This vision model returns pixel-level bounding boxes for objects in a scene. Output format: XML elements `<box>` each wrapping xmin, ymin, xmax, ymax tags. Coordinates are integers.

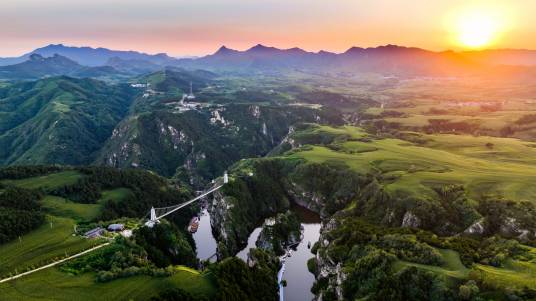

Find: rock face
<box><xmin>498</xmin><ymin>217</ymin><xmax>535</xmax><ymax>240</ymax></box>
<box><xmin>98</xmin><ymin>104</ymin><xmax>336</xmax><ymax>182</ymax></box>
<box><xmin>464</xmin><ymin>218</ymin><xmax>485</xmax><ymax>235</ymax></box>
<box><xmin>312</xmin><ymin>217</ymin><xmax>346</xmax><ymax>301</ymax></box>
<box><xmin>255</xmin><ymin>211</ymin><xmax>302</xmax><ymax>255</ymax></box>
<box><xmin>401</xmin><ymin>211</ymin><xmax>421</xmax><ymax>228</ymax></box>
<box><xmin>288</xmin><ymin>182</ymin><xmax>327</xmax><ymax>216</ymax></box>
<box><xmin>208</xmin><ymin>190</ymin><xmax>235</xmax><ymax>258</ymax></box>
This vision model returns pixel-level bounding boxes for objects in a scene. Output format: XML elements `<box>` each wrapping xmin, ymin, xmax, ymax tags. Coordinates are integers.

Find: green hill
<box><xmin>96</xmin><ymin>104</ymin><xmax>341</xmax><ymax>180</ymax></box>
<box><xmin>0</xmin><ymin>77</ymin><xmax>136</xmax><ymax>165</ymax></box>
<box><xmin>138</xmin><ymin>68</ymin><xmax>217</xmax><ymax>94</ymax></box>
<box><xmin>0</xmin><ymin>54</ymin><xmax>125</xmax><ymax>80</ymax></box>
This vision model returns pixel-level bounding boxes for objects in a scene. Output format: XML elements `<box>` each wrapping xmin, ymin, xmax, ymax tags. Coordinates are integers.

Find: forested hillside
<box><xmin>211</xmin><ymin>124</ymin><xmax>536</xmax><ymax>300</ymax></box>
<box><xmin>0</xmin><ymin>77</ymin><xmax>136</xmax><ymax>165</ymax></box>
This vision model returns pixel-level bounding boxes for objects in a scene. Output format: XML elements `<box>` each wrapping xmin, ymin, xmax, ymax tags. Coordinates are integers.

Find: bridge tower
<box><xmin>145</xmin><ymin>206</ymin><xmax>158</xmax><ymax>228</ymax></box>
<box><xmin>224</xmin><ymin>171</ymin><xmax>229</xmax><ymax>184</ymax></box>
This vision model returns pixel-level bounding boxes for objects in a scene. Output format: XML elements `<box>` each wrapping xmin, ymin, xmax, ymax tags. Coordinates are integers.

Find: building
<box><xmin>130</xmin><ymin>83</ymin><xmax>147</xmax><ymax>88</ymax></box>
<box><xmin>107</xmin><ymin>223</ymin><xmax>125</xmax><ymax>232</ymax></box>
<box><xmin>84</xmin><ymin>227</ymin><xmax>103</xmax><ymax>238</ymax></box>
<box><xmin>120</xmin><ymin>229</ymin><xmax>133</xmax><ymax>238</ymax></box>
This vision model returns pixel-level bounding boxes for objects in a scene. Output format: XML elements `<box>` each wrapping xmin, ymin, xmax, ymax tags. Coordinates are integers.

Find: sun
<box><xmin>447</xmin><ymin>5</ymin><xmax>511</xmax><ymax>50</ymax></box>
<box><xmin>456</xmin><ymin>13</ymin><xmax>498</xmax><ymax>48</ymax></box>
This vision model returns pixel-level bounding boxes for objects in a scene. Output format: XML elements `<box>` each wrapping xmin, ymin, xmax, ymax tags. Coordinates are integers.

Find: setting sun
<box><xmin>456</xmin><ymin>12</ymin><xmax>498</xmax><ymax>48</ymax></box>
<box><xmin>446</xmin><ymin>4</ymin><xmax>512</xmax><ymax>50</ymax></box>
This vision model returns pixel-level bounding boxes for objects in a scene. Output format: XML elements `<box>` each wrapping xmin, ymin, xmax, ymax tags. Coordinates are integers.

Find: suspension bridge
<box><xmin>145</xmin><ymin>171</ymin><xmax>229</xmax><ymax>227</ymax></box>
<box><xmin>0</xmin><ymin>172</ymin><xmax>231</xmax><ymax>284</ymax></box>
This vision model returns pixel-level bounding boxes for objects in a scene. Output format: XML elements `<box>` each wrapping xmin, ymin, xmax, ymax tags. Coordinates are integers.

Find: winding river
<box><xmin>192</xmin><ymin>203</ymin><xmax>321</xmax><ymax>301</ymax></box>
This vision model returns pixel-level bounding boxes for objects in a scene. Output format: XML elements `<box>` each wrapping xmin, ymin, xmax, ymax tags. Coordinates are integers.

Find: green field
<box><xmin>0</xmin><ymin>266</ymin><xmax>216</xmax><ymax>301</ymax></box>
<box><xmin>0</xmin><ymin>216</ymin><xmax>99</xmax><ymax>278</ymax></box>
<box><xmin>394</xmin><ymin>249</ymin><xmax>470</xmax><ymax>283</ymax></box>
<box><xmin>98</xmin><ymin>188</ymin><xmax>134</xmax><ymax>203</ymax></box>
<box><xmin>473</xmin><ymin>259</ymin><xmax>536</xmax><ymax>290</ymax></box>
<box><xmin>375</xmin><ymin>96</ymin><xmax>536</xmax><ymax>141</ymax></box>
<box><xmin>42</xmin><ymin>196</ymin><xmax>101</xmax><ymax>222</ymax></box>
<box><xmin>0</xmin><ymin>169</ymin><xmax>219</xmax><ymax>299</ymax></box>
<box><xmin>288</xmin><ymin>125</ymin><xmax>536</xmax><ymax>202</ymax></box>
<box><xmin>394</xmin><ymin>247</ymin><xmax>536</xmax><ymax>290</ymax></box>
<box><xmin>1</xmin><ymin>171</ymin><xmax>83</xmax><ymax>190</ymax></box>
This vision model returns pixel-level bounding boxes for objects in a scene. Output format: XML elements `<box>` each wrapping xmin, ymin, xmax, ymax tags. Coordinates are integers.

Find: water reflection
<box><xmin>283</xmin><ymin>222</ymin><xmax>320</xmax><ymax>301</ymax></box>
<box><xmin>236</xmin><ymin>227</ymin><xmax>263</xmax><ymax>261</ymax></box>
<box><xmin>193</xmin><ymin>203</ymin><xmax>322</xmax><ymax>301</ymax></box>
<box><xmin>192</xmin><ymin>208</ymin><xmax>218</xmax><ymax>262</ymax></box>
<box><xmin>235</xmin><ymin>204</ymin><xmax>322</xmax><ymax>301</ymax></box>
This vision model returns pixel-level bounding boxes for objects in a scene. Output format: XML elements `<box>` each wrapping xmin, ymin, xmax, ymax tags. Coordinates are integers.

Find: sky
<box><xmin>1</xmin><ymin>0</ymin><xmax>535</xmax><ymax>57</ymax></box>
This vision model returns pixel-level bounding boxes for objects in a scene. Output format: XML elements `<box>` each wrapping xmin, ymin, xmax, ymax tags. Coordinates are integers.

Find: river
<box><xmin>282</xmin><ymin>204</ymin><xmax>321</xmax><ymax>301</ymax></box>
<box><xmin>192</xmin><ymin>208</ymin><xmax>218</xmax><ymax>262</ymax></box>
<box><xmin>192</xmin><ymin>204</ymin><xmax>321</xmax><ymax>301</ymax></box>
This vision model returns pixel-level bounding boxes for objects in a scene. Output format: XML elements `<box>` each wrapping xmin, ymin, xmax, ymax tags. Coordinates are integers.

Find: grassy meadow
<box><xmin>2</xmin><ymin>170</ymin><xmax>83</xmax><ymax>191</ymax></box>
<box><xmin>288</xmin><ymin>125</ymin><xmax>536</xmax><ymax>202</ymax></box>
<box><xmin>394</xmin><ymin>249</ymin><xmax>470</xmax><ymax>283</ymax></box>
<box><xmin>0</xmin><ymin>215</ymin><xmax>99</xmax><ymax>278</ymax></box>
<box><xmin>0</xmin><ymin>266</ymin><xmax>216</xmax><ymax>301</ymax></box>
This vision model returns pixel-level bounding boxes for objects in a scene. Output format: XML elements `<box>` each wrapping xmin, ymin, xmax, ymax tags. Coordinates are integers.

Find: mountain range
<box><xmin>0</xmin><ymin>44</ymin><xmax>174</xmax><ymax>67</ymax></box>
<box><xmin>176</xmin><ymin>44</ymin><xmax>536</xmax><ymax>76</ymax></box>
<box><xmin>0</xmin><ymin>54</ymin><xmax>124</xmax><ymax>80</ymax></box>
<box><xmin>2</xmin><ymin>43</ymin><xmax>536</xmax><ymax>79</ymax></box>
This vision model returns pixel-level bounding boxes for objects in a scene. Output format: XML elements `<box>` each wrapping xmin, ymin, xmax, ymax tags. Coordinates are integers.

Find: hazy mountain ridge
<box><xmin>0</xmin><ymin>53</ymin><xmax>127</xmax><ymax>80</ymax></box>
<box><xmin>2</xmin><ymin>44</ymin><xmax>536</xmax><ymax>78</ymax></box>
<box><xmin>0</xmin><ymin>44</ymin><xmax>175</xmax><ymax>67</ymax></box>
<box><xmin>174</xmin><ymin>44</ymin><xmax>536</xmax><ymax>75</ymax></box>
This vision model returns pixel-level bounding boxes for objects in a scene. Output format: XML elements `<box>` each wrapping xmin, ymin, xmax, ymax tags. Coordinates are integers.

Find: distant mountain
<box><xmin>138</xmin><ymin>68</ymin><xmax>217</xmax><ymax>94</ymax></box>
<box><xmin>0</xmin><ymin>77</ymin><xmax>136</xmax><ymax>165</ymax></box>
<box><xmin>174</xmin><ymin>44</ymin><xmax>536</xmax><ymax>76</ymax></box>
<box><xmin>0</xmin><ymin>54</ymin><xmax>82</xmax><ymax>79</ymax></box>
<box><xmin>3</xmin><ymin>43</ymin><xmax>536</xmax><ymax>77</ymax></box>
<box><xmin>106</xmin><ymin>57</ymin><xmax>163</xmax><ymax>74</ymax></box>
<box><xmin>0</xmin><ymin>44</ymin><xmax>176</xmax><ymax>67</ymax></box>
<box><xmin>175</xmin><ymin>44</ymin><xmax>322</xmax><ymax>72</ymax></box>
<box><xmin>0</xmin><ymin>54</ymin><xmax>125</xmax><ymax>80</ymax></box>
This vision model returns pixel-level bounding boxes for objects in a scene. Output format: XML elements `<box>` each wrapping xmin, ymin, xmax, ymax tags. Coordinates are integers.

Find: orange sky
<box><xmin>1</xmin><ymin>0</ymin><xmax>535</xmax><ymax>57</ymax></box>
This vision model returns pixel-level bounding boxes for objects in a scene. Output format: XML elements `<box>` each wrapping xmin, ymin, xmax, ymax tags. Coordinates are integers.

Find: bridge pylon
<box><xmin>145</xmin><ymin>206</ymin><xmax>158</xmax><ymax>228</ymax></box>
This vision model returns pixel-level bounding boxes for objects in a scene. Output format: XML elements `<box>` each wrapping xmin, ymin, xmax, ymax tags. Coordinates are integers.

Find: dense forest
<box><xmin>0</xmin><ymin>186</ymin><xmax>45</xmax><ymax>243</ymax></box>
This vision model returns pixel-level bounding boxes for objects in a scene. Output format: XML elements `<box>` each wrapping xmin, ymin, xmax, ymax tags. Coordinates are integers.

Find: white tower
<box><xmin>187</xmin><ymin>81</ymin><xmax>196</xmax><ymax>100</ymax></box>
<box><xmin>145</xmin><ymin>206</ymin><xmax>158</xmax><ymax>228</ymax></box>
<box><xmin>150</xmin><ymin>206</ymin><xmax>156</xmax><ymax>221</ymax></box>
<box><xmin>223</xmin><ymin>171</ymin><xmax>229</xmax><ymax>184</ymax></box>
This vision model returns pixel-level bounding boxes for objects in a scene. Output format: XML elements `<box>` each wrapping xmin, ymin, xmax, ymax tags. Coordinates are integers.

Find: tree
<box><xmin>458</xmin><ymin>280</ymin><xmax>479</xmax><ymax>300</ymax></box>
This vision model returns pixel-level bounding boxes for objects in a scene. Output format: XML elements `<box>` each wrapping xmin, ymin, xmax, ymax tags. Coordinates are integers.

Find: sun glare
<box><xmin>457</xmin><ymin>13</ymin><xmax>497</xmax><ymax>48</ymax></box>
<box><xmin>447</xmin><ymin>4</ymin><xmax>511</xmax><ymax>50</ymax></box>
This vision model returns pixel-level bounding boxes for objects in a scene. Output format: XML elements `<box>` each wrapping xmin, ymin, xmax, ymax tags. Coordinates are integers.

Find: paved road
<box><xmin>0</xmin><ymin>242</ymin><xmax>110</xmax><ymax>284</ymax></box>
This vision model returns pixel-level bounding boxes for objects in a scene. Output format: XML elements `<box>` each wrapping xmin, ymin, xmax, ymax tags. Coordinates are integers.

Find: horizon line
<box><xmin>2</xmin><ymin>42</ymin><xmax>536</xmax><ymax>59</ymax></box>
